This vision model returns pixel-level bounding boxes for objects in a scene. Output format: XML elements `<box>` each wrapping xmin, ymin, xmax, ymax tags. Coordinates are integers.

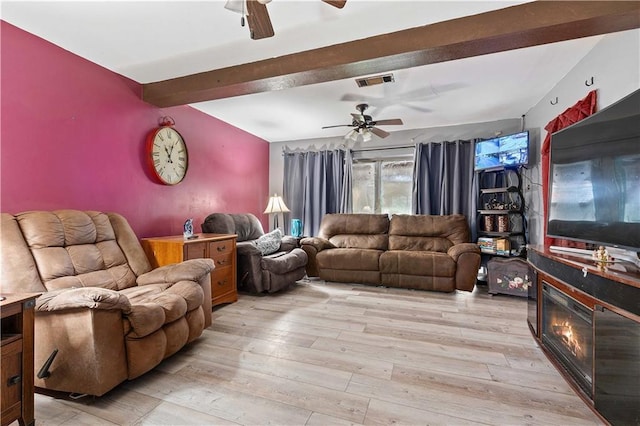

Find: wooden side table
<box><xmin>1</xmin><ymin>293</ymin><xmax>38</xmax><ymax>426</ymax></box>
<box><xmin>141</xmin><ymin>233</ymin><xmax>238</xmax><ymax>308</ymax></box>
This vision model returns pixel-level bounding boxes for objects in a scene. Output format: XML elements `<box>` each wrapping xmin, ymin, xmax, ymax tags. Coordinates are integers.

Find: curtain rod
<box><xmin>352</xmin><ymin>144</ymin><xmax>415</xmax><ymax>152</ymax></box>
<box><xmin>282</xmin><ymin>144</ymin><xmax>415</xmax><ymax>155</ymax></box>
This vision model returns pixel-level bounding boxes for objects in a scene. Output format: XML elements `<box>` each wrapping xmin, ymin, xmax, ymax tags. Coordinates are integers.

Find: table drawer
<box><xmin>211</xmin><ymin>267</ymin><xmax>234</xmax><ymax>296</ymax></box>
<box><xmin>1</xmin><ymin>339</ymin><xmax>23</xmax><ymax>414</ymax></box>
<box><xmin>212</xmin><ymin>251</ymin><xmax>233</xmax><ymax>270</ymax></box>
<box><xmin>208</xmin><ymin>240</ymin><xmax>233</xmax><ymax>256</ymax></box>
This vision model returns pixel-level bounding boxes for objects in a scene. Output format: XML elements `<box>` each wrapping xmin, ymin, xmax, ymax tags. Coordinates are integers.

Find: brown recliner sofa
<box><xmin>301</xmin><ymin>213</ymin><xmax>481</xmax><ymax>292</ymax></box>
<box><xmin>0</xmin><ymin>210</ymin><xmax>214</xmax><ymax>397</ymax></box>
<box><xmin>201</xmin><ymin>213</ymin><xmax>307</xmax><ymax>293</ymax></box>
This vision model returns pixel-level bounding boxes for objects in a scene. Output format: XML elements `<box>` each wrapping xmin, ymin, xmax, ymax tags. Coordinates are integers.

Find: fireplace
<box><xmin>528</xmin><ymin>247</ymin><xmax>640</xmax><ymax>425</ymax></box>
<box><xmin>542</xmin><ymin>282</ymin><xmax>593</xmax><ymax>397</ymax></box>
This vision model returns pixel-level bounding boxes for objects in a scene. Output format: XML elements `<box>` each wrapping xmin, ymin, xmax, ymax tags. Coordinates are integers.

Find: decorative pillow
<box><xmin>253</xmin><ymin>228</ymin><xmax>283</xmax><ymax>255</ymax></box>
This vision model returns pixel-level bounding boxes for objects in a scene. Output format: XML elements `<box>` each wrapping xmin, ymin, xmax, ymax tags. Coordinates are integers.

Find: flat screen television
<box><xmin>547</xmin><ymin>88</ymin><xmax>640</xmax><ymax>252</ymax></box>
<box><xmin>474</xmin><ymin>131</ymin><xmax>529</xmax><ymax>171</ymax></box>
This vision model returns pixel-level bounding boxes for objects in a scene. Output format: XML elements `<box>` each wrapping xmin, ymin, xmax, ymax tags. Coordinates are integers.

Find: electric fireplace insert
<box><xmin>542</xmin><ymin>282</ymin><xmax>594</xmax><ymax>397</ymax></box>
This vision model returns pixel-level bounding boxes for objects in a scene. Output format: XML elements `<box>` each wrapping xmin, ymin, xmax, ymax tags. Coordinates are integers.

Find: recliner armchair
<box><xmin>201</xmin><ymin>213</ymin><xmax>307</xmax><ymax>293</ymax></box>
<box><xmin>0</xmin><ymin>210</ymin><xmax>214</xmax><ymax>396</ymax></box>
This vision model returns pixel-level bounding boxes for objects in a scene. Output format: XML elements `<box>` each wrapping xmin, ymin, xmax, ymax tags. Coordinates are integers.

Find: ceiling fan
<box><xmin>225</xmin><ymin>0</ymin><xmax>347</xmax><ymax>40</ymax></box>
<box><xmin>322</xmin><ymin>103</ymin><xmax>404</xmax><ymax>141</ymax></box>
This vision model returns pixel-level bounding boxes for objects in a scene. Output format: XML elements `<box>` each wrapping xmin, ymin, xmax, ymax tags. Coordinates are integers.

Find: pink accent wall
<box><xmin>1</xmin><ymin>21</ymin><xmax>270</xmax><ymax>237</ymax></box>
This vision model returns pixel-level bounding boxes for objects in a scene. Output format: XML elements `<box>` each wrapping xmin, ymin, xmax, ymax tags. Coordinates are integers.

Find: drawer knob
<box><xmin>8</xmin><ymin>375</ymin><xmax>22</xmax><ymax>386</ymax></box>
<box><xmin>217</xmin><ymin>280</ymin><xmax>227</xmax><ymax>286</ymax></box>
<box><xmin>217</xmin><ymin>245</ymin><xmax>226</xmax><ymax>251</ymax></box>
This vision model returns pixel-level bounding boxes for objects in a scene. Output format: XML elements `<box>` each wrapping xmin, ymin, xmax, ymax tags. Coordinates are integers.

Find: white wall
<box><xmin>523</xmin><ymin>29</ymin><xmax>640</xmax><ymax>246</ymax></box>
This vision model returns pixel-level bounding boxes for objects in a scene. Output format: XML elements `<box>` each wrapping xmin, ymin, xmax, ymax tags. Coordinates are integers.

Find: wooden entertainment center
<box><xmin>527</xmin><ymin>246</ymin><xmax>639</xmax><ymax>425</ymax></box>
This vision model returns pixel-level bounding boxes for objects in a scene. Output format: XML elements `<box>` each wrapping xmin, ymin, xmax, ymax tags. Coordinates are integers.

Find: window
<box><xmin>352</xmin><ymin>159</ymin><xmax>414</xmax><ymax>214</ymax></box>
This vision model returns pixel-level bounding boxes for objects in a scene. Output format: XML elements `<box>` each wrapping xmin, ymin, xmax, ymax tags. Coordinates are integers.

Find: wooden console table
<box><xmin>527</xmin><ymin>246</ymin><xmax>639</xmax><ymax>425</ymax></box>
<box><xmin>141</xmin><ymin>233</ymin><xmax>238</xmax><ymax>308</ymax></box>
<box><xmin>1</xmin><ymin>293</ymin><xmax>37</xmax><ymax>426</ymax></box>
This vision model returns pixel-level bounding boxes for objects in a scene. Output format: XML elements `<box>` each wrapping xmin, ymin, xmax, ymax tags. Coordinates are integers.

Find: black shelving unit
<box><xmin>477</xmin><ymin>167</ymin><xmax>527</xmax><ymax>258</ymax></box>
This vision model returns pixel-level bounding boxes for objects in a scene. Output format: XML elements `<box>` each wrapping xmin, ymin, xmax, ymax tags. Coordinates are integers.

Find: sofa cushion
<box><xmin>16</xmin><ymin>210</ymin><xmax>138</xmax><ymax>291</ymax></box>
<box><xmin>121</xmin><ymin>282</ymin><xmax>200</xmax><ymax>338</ymax></box>
<box><xmin>388</xmin><ymin>214</ymin><xmax>470</xmax><ymax>251</ymax></box>
<box><xmin>317</xmin><ymin>248</ymin><xmax>382</xmax><ymax>271</ymax></box>
<box><xmin>202</xmin><ymin>212</ymin><xmax>264</xmax><ymax>242</ymax></box>
<box><xmin>260</xmin><ymin>248</ymin><xmax>307</xmax><ymax>274</ymax></box>
<box><xmin>319</xmin><ymin>214</ymin><xmax>390</xmax><ymax>250</ymax></box>
<box><xmin>380</xmin><ymin>250</ymin><xmax>456</xmax><ymax>277</ymax></box>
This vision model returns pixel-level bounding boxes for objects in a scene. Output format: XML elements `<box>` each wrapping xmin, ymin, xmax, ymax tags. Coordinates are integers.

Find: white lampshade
<box><xmin>361</xmin><ymin>129</ymin><xmax>372</xmax><ymax>142</ymax></box>
<box><xmin>345</xmin><ymin>129</ymin><xmax>359</xmax><ymax>141</ymax></box>
<box><xmin>264</xmin><ymin>193</ymin><xmax>290</xmax><ymax>214</ymax></box>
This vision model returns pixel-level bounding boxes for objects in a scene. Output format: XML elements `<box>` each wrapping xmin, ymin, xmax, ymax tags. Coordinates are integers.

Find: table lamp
<box><xmin>264</xmin><ymin>193</ymin><xmax>290</xmax><ymax>230</ymax></box>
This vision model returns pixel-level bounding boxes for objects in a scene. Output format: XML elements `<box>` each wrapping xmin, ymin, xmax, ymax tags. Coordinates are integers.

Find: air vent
<box><xmin>356</xmin><ymin>73</ymin><xmax>395</xmax><ymax>87</ymax></box>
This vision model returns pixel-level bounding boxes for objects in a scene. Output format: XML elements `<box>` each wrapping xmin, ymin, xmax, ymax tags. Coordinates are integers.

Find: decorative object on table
<box><xmin>497</xmin><ymin>215</ymin><xmax>509</xmax><ymax>233</ymax></box>
<box><xmin>592</xmin><ymin>246</ymin><xmax>613</xmax><ymax>268</ymax></box>
<box><xmin>291</xmin><ymin>219</ymin><xmax>303</xmax><ymax>238</ymax></box>
<box><xmin>483</xmin><ymin>215</ymin><xmax>495</xmax><ymax>232</ymax></box>
<box><xmin>263</xmin><ymin>193</ymin><xmax>290</xmax><ymax>230</ymax></box>
<box><xmin>145</xmin><ymin>116</ymin><xmax>189</xmax><ymax>185</ymax></box>
<box><xmin>183</xmin><ymin>218</ymin><xmax>196</xmax><ymax>239</ymax></box>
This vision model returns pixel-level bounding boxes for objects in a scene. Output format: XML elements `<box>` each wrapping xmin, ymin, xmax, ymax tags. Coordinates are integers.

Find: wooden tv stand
<box><xmin>527</xmin><ymin>246</ymin><xmax>639</xmax><ymax>425</ymax></box>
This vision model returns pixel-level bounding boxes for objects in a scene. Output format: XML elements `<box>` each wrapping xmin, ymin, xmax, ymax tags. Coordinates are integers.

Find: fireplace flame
<box><xmin>552</xmin><ymin>321</ymin><xmax>583</xmax><ymax>359</ymax></box>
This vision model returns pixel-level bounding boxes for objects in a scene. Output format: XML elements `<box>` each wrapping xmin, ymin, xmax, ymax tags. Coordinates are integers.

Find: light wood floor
<box><xmin>30</xmin><ymin>280</ymin><xmax>602</xmax><ymax>425</ymax></box>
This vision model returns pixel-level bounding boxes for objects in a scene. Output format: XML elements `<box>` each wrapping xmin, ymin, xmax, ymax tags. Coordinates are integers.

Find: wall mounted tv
<box><xmin>474</xmin><ymin>131</ymin><xmax>529</xmax><ymax>171</ymax></box>
<box><xmin>547</xmin><ymin>88</ymin><xmax>640</xmax><ymax>251</ymax></box>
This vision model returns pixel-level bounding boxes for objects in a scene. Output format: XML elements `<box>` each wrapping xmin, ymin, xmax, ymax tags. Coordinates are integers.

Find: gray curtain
<box><xmin>283</xmin><ymin>149</ymin><xmax>352</xmax><ymax>237</ymax></box>
<box><xmin>412</xmin><ymin>140</ymin><xmax>478</xmax><ymax>240</ymax></box>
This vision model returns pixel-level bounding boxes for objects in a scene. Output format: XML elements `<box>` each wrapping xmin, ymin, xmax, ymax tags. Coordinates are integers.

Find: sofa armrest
<box><xmin>136</xmin><ymin>258</ymin><xmax>214</xmax><ymax>286</ymax></box>
<box><xmin>300</xmin><ymin>237</ymin><xmax>335</xmax><ymax>252</ymax></box>
<box><xmin>447</xmin><ymin>243</ymin><xmax>481</xmax><ymax>292</ymax></box>
<box><xmin>447</xmin><ymin>243</ymin><xmax>481</xmax><ymax>262</ymax></box>
<box><xmin>36</xmin><ymin>287</ymin><xmax>132</xmax><ymax>313</ymax></box>
<box><xmin>299</xmin><ymin>237</ymin><xmax>335</xmax><ymax>277</ymax></box>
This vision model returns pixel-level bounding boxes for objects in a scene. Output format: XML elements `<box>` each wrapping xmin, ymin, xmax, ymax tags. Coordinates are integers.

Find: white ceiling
<box><xmin>2</xmin><ymin>1</ymin><xmax>605</xmax><ymax>142</ymax></box>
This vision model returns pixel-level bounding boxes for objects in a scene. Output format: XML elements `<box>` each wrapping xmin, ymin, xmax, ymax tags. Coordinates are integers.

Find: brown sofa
<box><xmin>0</xmin><ymin>210</ymin><xmax>214</xmax><ymax>396</ymax></box>
<box><xmin>301</xmin><ymin>213</ymin><xmax>481</xmax><ymax>292</ymax></box>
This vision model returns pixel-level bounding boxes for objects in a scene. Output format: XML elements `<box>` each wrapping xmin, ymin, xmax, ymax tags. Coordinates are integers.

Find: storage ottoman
<box><xmin>487</xmin><ymin>257</ymin><xmax>532</xmax><ymax>297</ymax></box>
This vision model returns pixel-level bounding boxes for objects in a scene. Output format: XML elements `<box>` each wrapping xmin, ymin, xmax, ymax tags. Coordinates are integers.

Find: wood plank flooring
<box><xmin>28</xmin><ymin>280</ymin><xmax>602</xmax><ymax>425</ymax></box>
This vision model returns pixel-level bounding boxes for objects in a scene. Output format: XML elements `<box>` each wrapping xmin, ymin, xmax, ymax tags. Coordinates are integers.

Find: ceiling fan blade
<box><xmin>322</xmin><ymin>0</ymin><xmax>347</xmax><ymax>9</ymax></box>
<box><xmin>246</xmin><ymin>0</ymin><xmax>274</xmax><ymax>40</ymax></box>
<box><xmin>370</xmin><ymin>127</ymin><xmax>390</xmax><ymax>138</ymax></box>
<box><xmin>322</xmin><ymin>124</ymin><xmax>354</xmax><ymax>129</ymax></box>
<box><xmin>373</xmin><ymin>119</ymin><xmax>403</xmax><ymax>126</ymax></box>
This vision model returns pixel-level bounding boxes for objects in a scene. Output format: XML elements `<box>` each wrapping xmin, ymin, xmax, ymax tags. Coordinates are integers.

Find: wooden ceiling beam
<box><xmin>143</xmin><ymin>1</ymin><xmax>640</xmax><ymax>107</ymax></box>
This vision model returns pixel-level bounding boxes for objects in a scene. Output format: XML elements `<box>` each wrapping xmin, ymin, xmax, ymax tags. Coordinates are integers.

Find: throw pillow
<box><xmin>253</xmin><ymin>228</ymin><xmax>283</xmax><ymax>255</ymax></box>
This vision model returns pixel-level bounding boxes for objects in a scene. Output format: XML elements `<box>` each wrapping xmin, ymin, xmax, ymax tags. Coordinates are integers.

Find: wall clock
<box><xmin>146</xmin><ymin>117</ymin><xmax>189</xmax><ymax>185</ymax></box>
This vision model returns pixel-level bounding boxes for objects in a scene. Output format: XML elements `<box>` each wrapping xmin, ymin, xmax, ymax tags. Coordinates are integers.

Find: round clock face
<box><xmin>146</xmin><ymin>126</ymin><xmax>189</xmax><ymax>185</ymax></box>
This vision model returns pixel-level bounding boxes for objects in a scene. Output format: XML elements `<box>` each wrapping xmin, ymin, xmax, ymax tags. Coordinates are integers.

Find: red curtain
<box><xmin>541</xmin><ymin>90</ymin><xmax>597</xmax><ymax>247</ymax></box>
